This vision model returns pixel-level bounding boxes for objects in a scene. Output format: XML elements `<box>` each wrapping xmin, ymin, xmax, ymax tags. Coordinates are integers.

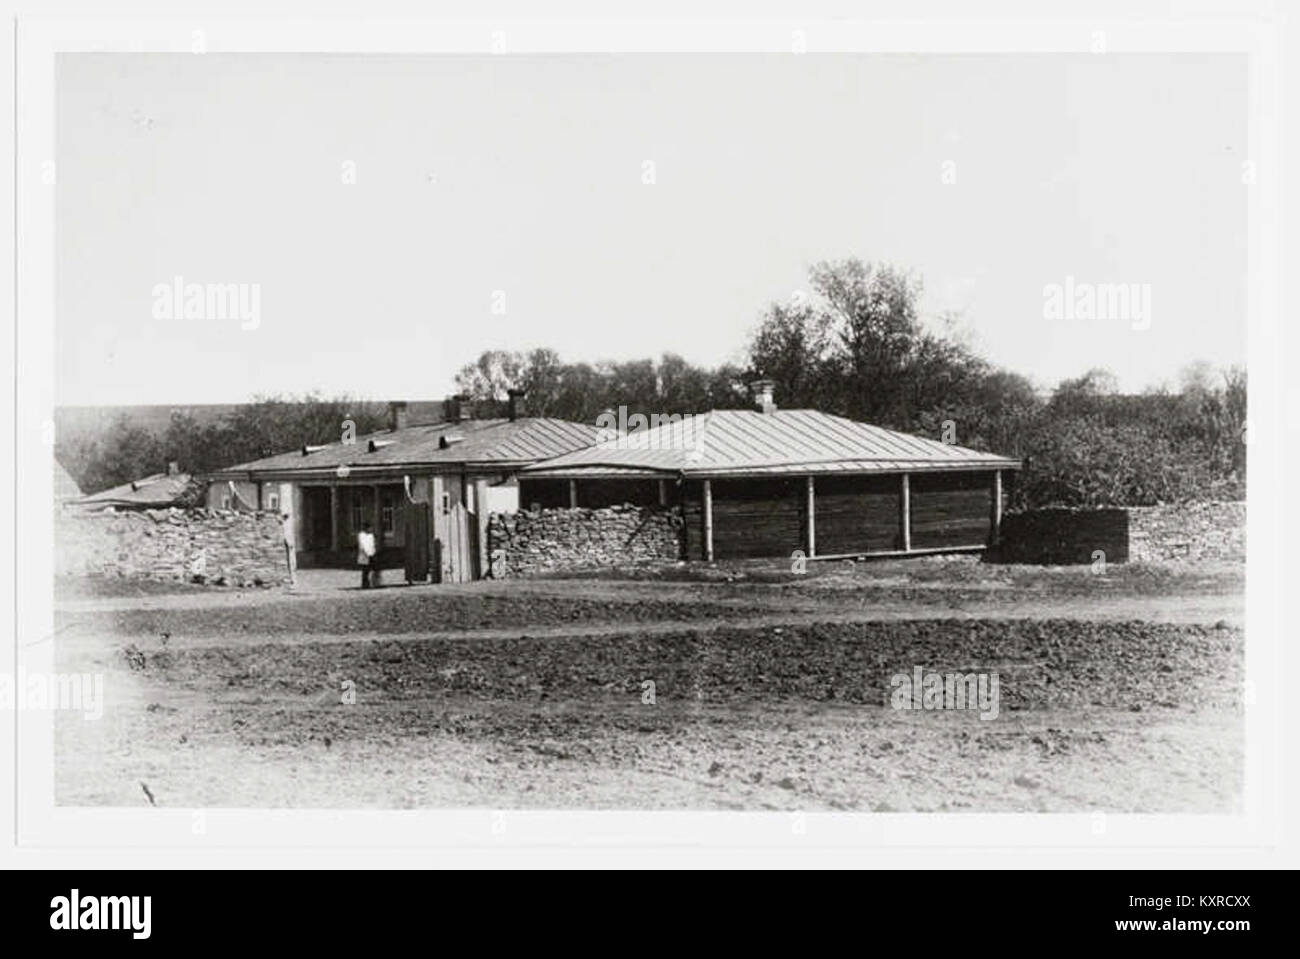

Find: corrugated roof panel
<box><xmin>519</xmin><ymin>465</ymin><xmax>671</xmax><ymax>479</ymax></box>
<box><xmin>523</xmin><ymin>409</ymin><xmax>1019</xmax><ymax>476</ymax></box>
<box><xmin>215</xmin><ymin>418</ymin><xmax>603</xmax><ymax>475</ymax></box>
<box><xmin>213</xmin><ymin>408</ymin><xmax>1017</xmax><ymax>479</ymax></box>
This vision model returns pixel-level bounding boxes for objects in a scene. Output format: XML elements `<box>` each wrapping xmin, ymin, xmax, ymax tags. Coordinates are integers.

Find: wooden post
<box><xmin>989</xmin><ymin>469</ymin><xmax>1003</xmax><ymax>547</ymax></box>
<box><xmin>373</xmin><ymin>484</ymin><xmax>382</xmax><ymax>552</ymax></box>
<box><xmin>900</xmin><ymin>473</ymin><xmax>912</xmax><ymax>553</ymax></box>
<box><xmin>657</xmin><ymin>479</ymin><xmax>667</xmax><ymax>506</ymax></box>
<box><xmin>568</xmin><ymin>479</ymin><xmax>578</xmax><ymax>508</ymax></box>
<box><xmin>702</xmin><ymin>479</ymin><xmax>714</xmax><ymax>562</ymax></box>
<box><xmin>474</xmin><ymin>478</ymin><xmax>489</xmax><ymax>580</ymax></box>
<box><xmin>805</xmin><ymin>475</ymin><xmax>816</xmax><ymax>558</ymax></box>
<box><xmin>330</xmin><ymin>484</ymin><xmax>339</xmax><ymax>552</ymax></box>
<box><xmin>431</xmin><ymin>475</ymin><xmax>445</xmax><ymax>580</ymax></box>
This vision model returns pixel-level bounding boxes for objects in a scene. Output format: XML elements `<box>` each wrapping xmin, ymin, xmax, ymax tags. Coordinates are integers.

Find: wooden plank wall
<box><xmin>909</xmin><ymin>471</ymin><xmax>992</xmax><ymax>548</ymax></box>
<box><xmin>683</xmin><ymin>478</ymin><xmax>805</xmax><ymax>560</ymax></box>
<box><xmin>813</xmin><ymin>474</ymin><xmax>905</xmax><ymax>555</ymax></box>
<box><xmin>679</xmin><ymin>471</ymin><xmax>994</xmax><ymax>559</ymax></box>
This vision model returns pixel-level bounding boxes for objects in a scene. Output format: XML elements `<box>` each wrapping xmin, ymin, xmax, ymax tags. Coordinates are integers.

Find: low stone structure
<box><xmin>995</xmin><ymin>507</ymin><xmax>1130</xmax><ymax>565</ymax></box>
<box><xmin>488</xmin><ymin>504</ymin><xmax>683</xmax><ymax>578</ymax></box>
<box><xmin>55</xmin><ymin>508</ymin><xmax>289</xmax><ymax>587</ymax></box>
<box><xmin>995</xmin><ymin>501</ymin><xmax>1244</xmax><ymax>565</ymax></box>
<box><xmin>1128</xmin><ymin>501</ymin><xmax>1246</xmax><ymax>563</ymax></box>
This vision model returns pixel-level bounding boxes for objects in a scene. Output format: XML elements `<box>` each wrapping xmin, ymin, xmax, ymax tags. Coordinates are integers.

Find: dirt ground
<box><xmin>53</xmin><ymin>556</ymin><xmax>1245</xmax><ymax>811</ymax></box>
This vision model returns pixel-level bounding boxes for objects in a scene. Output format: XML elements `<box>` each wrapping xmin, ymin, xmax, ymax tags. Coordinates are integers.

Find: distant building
<box><xmin>69</xmin><ymin>462</ymin><xmax>206</xmax><ymax>511</ymax></box>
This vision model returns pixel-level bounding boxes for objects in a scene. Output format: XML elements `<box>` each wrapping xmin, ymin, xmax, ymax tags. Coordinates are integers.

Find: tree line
<box><xmin>57</xmin><ymin>258</ymin><xmax>1246</xmax><ymax>508</ymax></box>
<box><xmin>58</xmin><ymin>397</ymin><xmax>390</xmax><ymax>497</ymax></box>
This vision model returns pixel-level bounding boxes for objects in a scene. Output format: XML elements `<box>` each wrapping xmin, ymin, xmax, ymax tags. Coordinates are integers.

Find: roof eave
<box><xmin>524</xmin><ymin>458</ymin><xmax>1021</xmax><ymax>480</ymax></box>
<box><xmin>679</xmin><ymin>460</ymin><xmax>1021</xmax><ymax>479</ymax></box>
<box><xmin>519</xmin><ymin>466</ymin><xmax>678</xmax><ymax>480</ymax></box>
<box><xmin>206</xmin><ymin>458</ymin><xmax>548</xmax><ymax>483</ymax></box>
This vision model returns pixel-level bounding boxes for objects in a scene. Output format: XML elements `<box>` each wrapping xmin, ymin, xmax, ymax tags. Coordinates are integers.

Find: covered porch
<box><xmin>293</xmin><ymin>482</ymin><xmax>410</xmax><ymax>570</ymax></box>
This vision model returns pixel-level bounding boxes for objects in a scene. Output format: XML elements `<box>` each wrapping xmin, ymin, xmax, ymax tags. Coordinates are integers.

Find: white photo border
<box><xmin>8</xmin><ymin>13</ymin><xmax>1285</xmax><ymax>866</ymax></box>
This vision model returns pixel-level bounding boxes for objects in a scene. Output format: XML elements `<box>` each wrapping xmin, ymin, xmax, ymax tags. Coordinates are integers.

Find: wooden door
<box><xmin>402</xmin><ymin>501</ymin><xmax>431</xmax><ymax>583</ymax></box>
<box><xmin>303</xmin><ymin>487</ymin><xmax>332</xmax><ymax>550</ymax></box>
<box><xmin>437</xmin><ymin>501</ymin><xmax>475</xmax><ymax>583</ymax></box>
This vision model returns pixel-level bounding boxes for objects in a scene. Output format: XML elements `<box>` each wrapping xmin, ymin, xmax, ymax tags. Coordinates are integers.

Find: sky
<box><xmin>56</xmin><ymin>52</ymin><xmax>1248</xmax><ymax>405</ymax></box>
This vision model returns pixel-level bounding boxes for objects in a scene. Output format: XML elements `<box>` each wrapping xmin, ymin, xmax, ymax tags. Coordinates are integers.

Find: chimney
<box><xmin>388</xmin><ymin>400</ymin><xmax>409</xmax><ymax>432</ymax></box>
<box><xmin>750</xmin><ymin>379</ymin><xmax>777</xmax><ymax>414</ymax></box>
<box><xmin>167</xmin><ymin>461</ymin><xmax>180</xmax><ymax>476</ymax></box>
<box><xmin>507</xmin><ymin>388</ymin><xmax>526</xmax><ymax>422</ymax></box>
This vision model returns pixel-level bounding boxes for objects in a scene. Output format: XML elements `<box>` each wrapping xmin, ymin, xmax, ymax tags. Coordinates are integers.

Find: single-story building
<box><xmin>519</xmin><ymin>382</ymin><xmax>1021</xmax><ymax>562</ymax></box>
<box><xmin>69</xmin><ymin>463</ymin><xmax>206</xmax><ymax>511</ymax></box>
<box><xmin>205</xmin><ymin>396</ymin><xmax>601</xmax><ymax>582</ymax></box>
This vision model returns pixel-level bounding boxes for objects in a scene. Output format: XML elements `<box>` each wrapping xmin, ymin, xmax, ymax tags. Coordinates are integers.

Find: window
<box><xmin>267</xmin><ymin>492</ymin><xmax>280</xmax><ymax>511</ymax></box>
<box><xmin>381</xmin><ymin>503</ymin><xmax>394</xmax><ymax>533</ymax></box>
<box><xmin>351</xmin><ymin>491</ymin><xmax>364</xmax><ymax>532</ymax></box>
<box><xmin>441</xmin><ymin>492</ymin><xmax>451</xmax><ymax>515</ymax></box>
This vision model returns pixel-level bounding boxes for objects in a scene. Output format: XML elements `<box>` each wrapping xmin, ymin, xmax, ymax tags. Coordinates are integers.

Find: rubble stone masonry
<box><xmin>996</xmin><ymin>501</ymin><xmax>1244</xmax><ymax>565</ymax></box>
<box><xmin>488</xmin><ymin>505</ymin><xmax>683</xmax><ymax>578</ymax></box>
<box><xmin>55</xmin><ymin>508</ymin><xmax>289</xmax><ymax>587</ymax></box>
<box><xmin>1126</xmin><ymin>501</ymin><xmax>1246</xmax><ymax>563</ymax></box>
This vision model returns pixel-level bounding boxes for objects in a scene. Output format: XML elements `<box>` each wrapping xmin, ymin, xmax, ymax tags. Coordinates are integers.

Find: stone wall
<box><xmin>995</xmin><ymin>501</ymin><xmax>1244</xmax><ymax>565</ymax></box>
<box><xmin>1128</xmin><ymin>501</ymin><xmax>1246</xmax><ymax>563</ymax></box>
<box><xmin>55</xmin><ymin>508</ymin><xmax>289</xmax><ymax>587</ymax></box>
<box><xmin>488</xmin><ymin>505</ymin><xmax>683</xmax><ymax>578</ymax></box>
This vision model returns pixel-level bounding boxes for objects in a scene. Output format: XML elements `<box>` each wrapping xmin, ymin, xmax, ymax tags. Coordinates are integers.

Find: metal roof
<box><xmin>520</xmin><ymin>465</ymin><xmax>669</xmax><ymax>479</ymax></box>
<box><xmin>521</xmin><ymin>409</ymin><xmax>1020</xmax><ymax>478</ymax></box>
<box><xmin>210</xmin><ymin>417</ymin><xmax>603</xmax><ymax>478</ymax></box>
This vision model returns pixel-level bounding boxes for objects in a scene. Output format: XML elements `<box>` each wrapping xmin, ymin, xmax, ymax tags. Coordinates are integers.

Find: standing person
<box><xmin>357</xmin><ymin>521</ymin><xmax>377</xmax><ymax>589</ymax></box>
<box><xmin>281</xmin><ymin>511</ymin><xmax>297</xmax><ymax>589</ymax></box>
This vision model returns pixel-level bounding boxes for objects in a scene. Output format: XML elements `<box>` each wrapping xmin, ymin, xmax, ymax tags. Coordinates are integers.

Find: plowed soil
<box><xmin>53</xmin><ymin>559</ymin><xmax>1245</xmax><ymax>811</ymax></box>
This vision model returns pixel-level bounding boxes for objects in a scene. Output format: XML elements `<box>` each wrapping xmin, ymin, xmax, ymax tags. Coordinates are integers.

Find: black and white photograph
<box><xmin>4</xmin><ymin>0</ymin><xmax>1297</xmax><ymax>922</ymax></box>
